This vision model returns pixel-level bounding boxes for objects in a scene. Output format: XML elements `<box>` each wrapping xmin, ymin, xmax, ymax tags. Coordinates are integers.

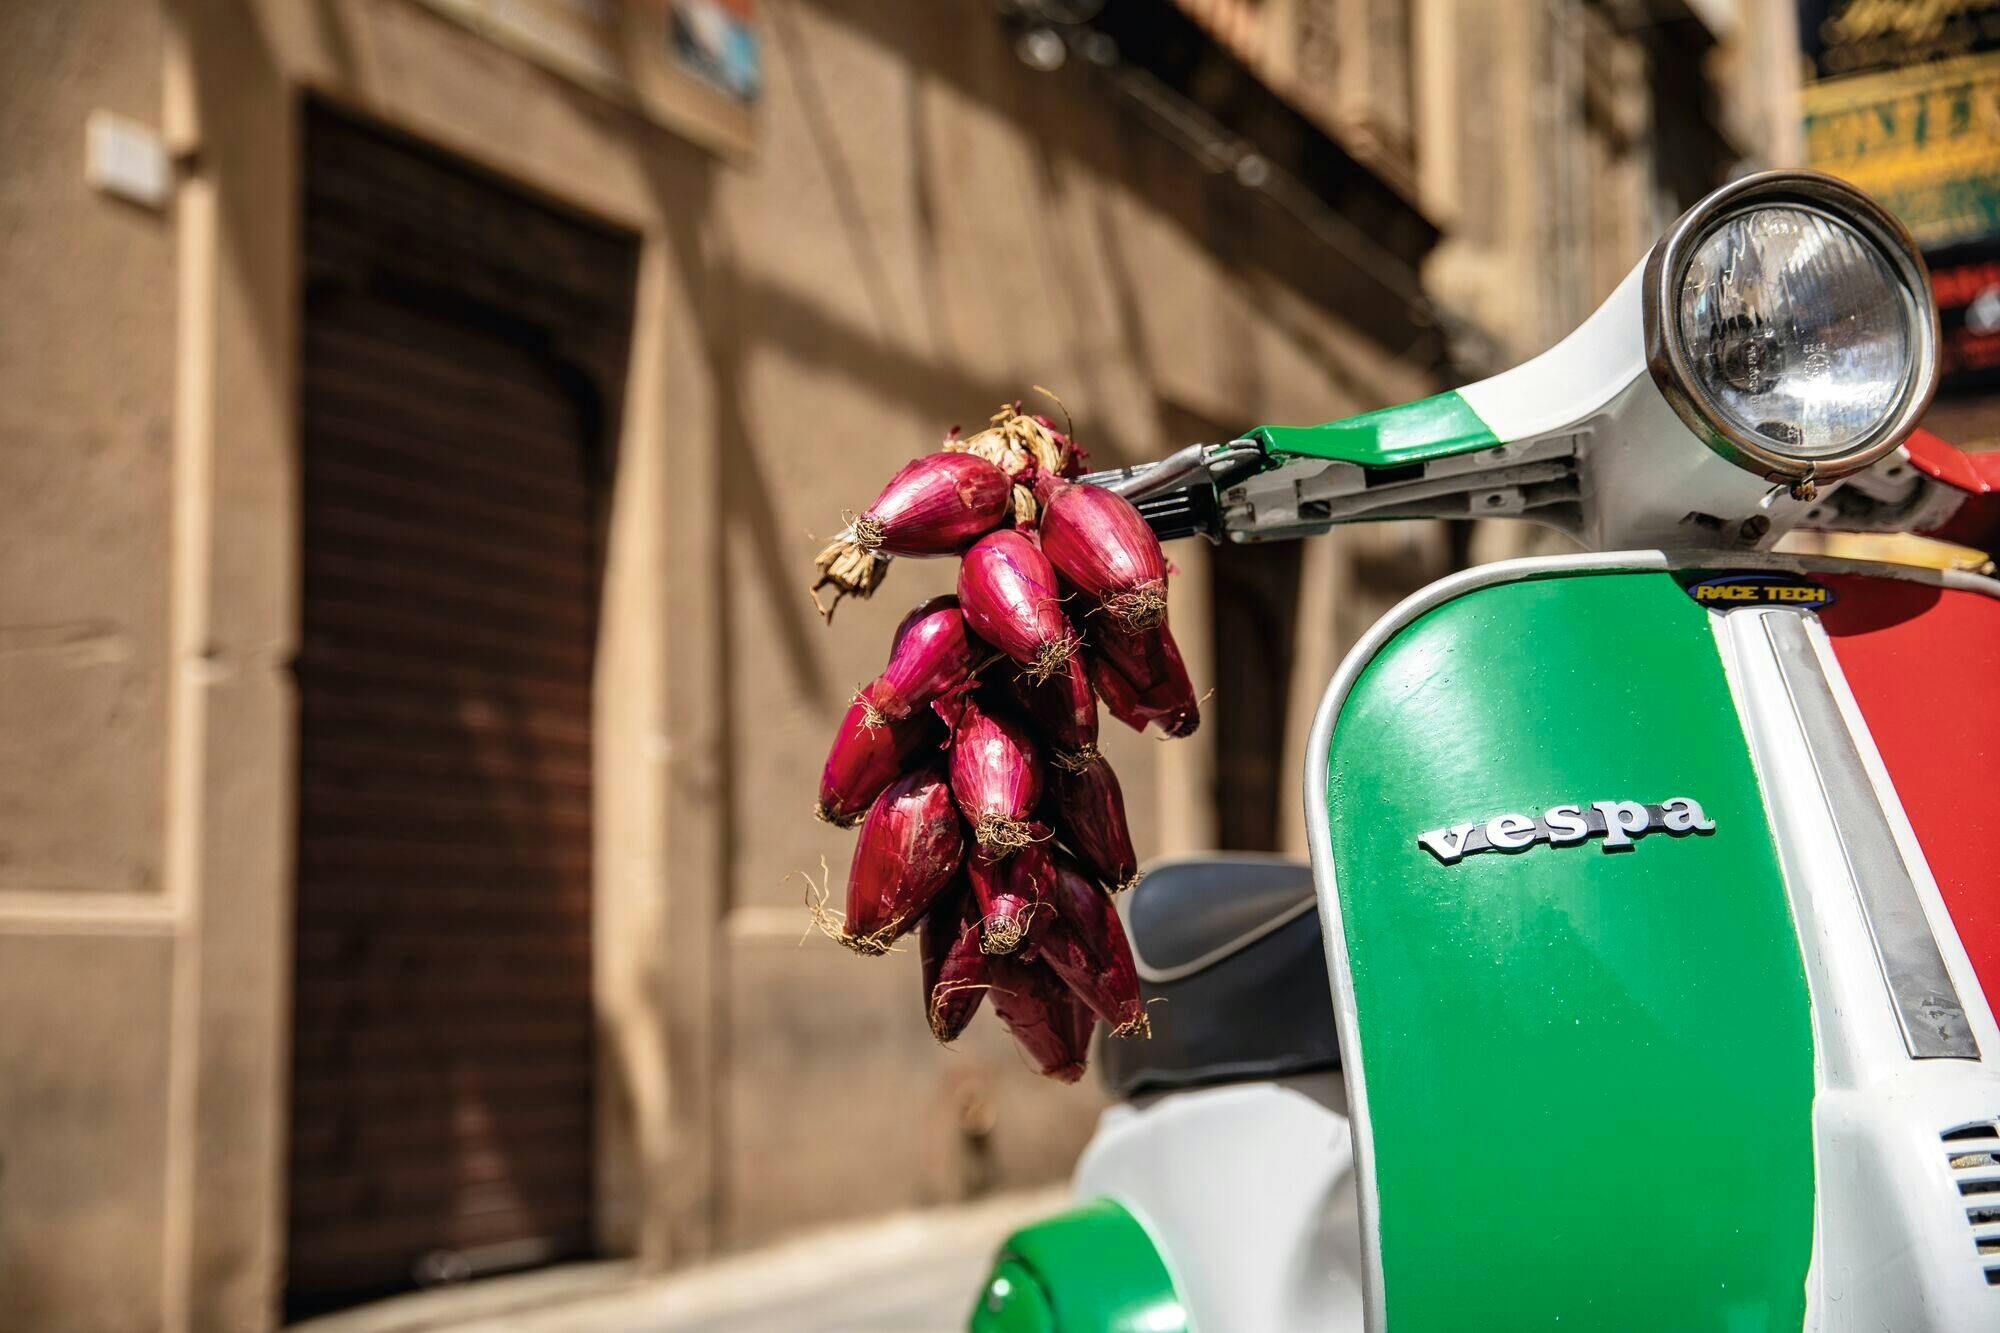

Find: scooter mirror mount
<box><xmin>1113</xmin><ymin>170</ymin><xmax>1952</xmax><ymax>555</ymax></box>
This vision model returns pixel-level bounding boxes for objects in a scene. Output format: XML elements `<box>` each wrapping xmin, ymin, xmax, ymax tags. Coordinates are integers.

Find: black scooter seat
<box><xmin>1099</xmin><ymin>854</ymin><xmax>1340</xmax><ymax>1098</ymax></box>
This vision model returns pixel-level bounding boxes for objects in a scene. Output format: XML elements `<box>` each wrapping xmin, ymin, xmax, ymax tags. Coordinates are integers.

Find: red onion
<box><xmin>985</xmin><ymin>953</ymin><xmax>1090</xmax><ymax>1083</ymax></box>
<box><xmin>947</xmin><ymin>695</ymin><xmax>1044</xmax><ymax>859</ymax></box>
<box><xmin>919</xmin><ymin>883</ymin><xmax>987</xmax><ymax>1044</ymax></box>
<box><xmin>1037</xmin><ymin>480</ymin><xmax>1169</xmax><ymax>631</ymax></box>
<box><xmin>1089</xmin><ymin>620</ymin><xmax>1199</xmax><ymax>738</ymax></box>
<box><xmin>1007</xmin><ymin>650</ymin><xmax>1098</xmax><ymax>757</ymax></box>
<box><xmin>1049</xmin><ymin>751</ymin><xmax>1137</xmax><ymax>889</ymax></box>
<box><xmin>957</xmin><ymin>530</ymin><xmax>1079</xmax><ymax>682</ymax></box>
<box><xmin>837</xmin><ymin>767</ymin><xmax>964</xmax><ymax>954</ymax></box>
<box><xmin>892</xmin><ymin>594</ymin><xmax>959</xmax><ymax>655</ymax></box>
<box><xmin>1060</xmin><ymin>983</ymin><xmax>1097</xmax><ymax>1061</ymax></box>
<box><xmin>858</xmin><ymin>452</ymin><xmax>1012</xmax><ymax>556</ymax></box>
<box><xmin>816</xmin><ymin>701</ymin><xmax>935</xmax><ymax>827</ymax></box>
<box><xmin>967</xmin><ymin>836</ymin><xmax>1054</xmax><ymax>955</ymax></box>
<box><xmin>812</xmin><ymin>453</ymin><xmax>1011</xmax><ymax>616</ymax></box>
<box><xmin>1091</xmin><ymin>616</ymin><xmax>1190</xmax><ymax>698</ymax></box>
<box><xmin>1034</xmin><ymin>855</ymin><xmax>1145</xmax><ymax>1035</ymax></box>
<box><xmin>860</xmin><ymin>597</ymin><xmax>980</xmax><ymax>725</ymax></box>
<box><xmin>1088</xmin><ymin>656</ymin><xmax>1152</xmax><ymax>736</ymax></box>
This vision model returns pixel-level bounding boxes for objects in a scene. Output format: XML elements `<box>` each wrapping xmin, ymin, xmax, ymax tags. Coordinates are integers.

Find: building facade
<box><xmin>0</xmin><ymin>1</ymin><xmax>1794</xmax><ymax>1329</ymax></box>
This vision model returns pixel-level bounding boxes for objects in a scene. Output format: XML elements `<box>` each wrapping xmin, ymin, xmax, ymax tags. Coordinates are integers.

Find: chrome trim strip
<box><xmin>1762</xmin><ymin>612</ymin><xmax>1979</xmax><ymax>1059</ymax></box>
<box><xmin>1799</xmin><ymin>613</ymin><xmax>2000</xmax><ymax>1055</ymax></box>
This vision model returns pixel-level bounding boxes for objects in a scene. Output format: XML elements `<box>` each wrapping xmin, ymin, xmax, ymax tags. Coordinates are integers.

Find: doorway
<box><xmin>286</xmin><ymin>105</ymin><xmax>637</xmax><ymax>1316</ymax></box>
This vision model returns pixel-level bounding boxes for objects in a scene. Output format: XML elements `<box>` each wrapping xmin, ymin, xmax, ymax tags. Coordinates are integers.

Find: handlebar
<box><xmin>1078</xmin><ymin>441</ymin><xmax>1264</xmax><ymax>543</ymax></box>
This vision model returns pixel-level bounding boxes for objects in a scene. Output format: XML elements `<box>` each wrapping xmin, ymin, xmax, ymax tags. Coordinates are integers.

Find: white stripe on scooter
<box><xmin>1708</xmin><ymin>581</ymin><xmax>2000</xmax><ymax>1073</ymax></box>
<box><xmin>1709</xmin><ymin>572</ymin><xmax>2000</xmax><ymax>1333</ymax></box>
<box><xmin>1456</xmin><ymin>260</ymin><xmax>1649</xmax><ymax>444</ymax></box>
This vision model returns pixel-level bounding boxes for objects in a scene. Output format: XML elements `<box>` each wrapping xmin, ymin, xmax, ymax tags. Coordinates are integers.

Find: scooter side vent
<box><xmin>1940</xmin><ymin>1118</ymin><xmax>2000</xmax><ymax>1286</ymax></box>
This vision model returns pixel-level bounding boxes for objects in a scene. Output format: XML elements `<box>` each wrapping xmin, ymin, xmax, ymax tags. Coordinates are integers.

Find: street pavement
<box><xmin>296</xmin><ymin>1187</ymin><xmax>1065</xmax><ymax>1333</ymax></box>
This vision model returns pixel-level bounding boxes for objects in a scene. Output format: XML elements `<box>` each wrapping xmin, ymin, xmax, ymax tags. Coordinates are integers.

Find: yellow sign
<box><xmin>1803</xmin><ymin>50</ymin><xmax>2000</xmax><ymax>248</ymax></box>
<box><xmin>1805</xmin><ymin>0</ymin><xmax>2000</xmax><ymax>78</ymax></box>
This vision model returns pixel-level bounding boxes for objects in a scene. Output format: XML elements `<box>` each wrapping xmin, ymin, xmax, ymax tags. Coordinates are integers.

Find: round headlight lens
<box><xmin>1676</xmin><ymin>205</ymin><xmax>1919</xmax><ymax>460</ymax></box>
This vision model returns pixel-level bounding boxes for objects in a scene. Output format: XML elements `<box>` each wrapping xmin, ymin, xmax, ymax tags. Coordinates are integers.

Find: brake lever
<box><xmin>1093</xmin><ymin>442</ymin><xmax>1262</xmax><ymax>500</ymax></box>
<box><xmin>1078</xmin><ymin>442</ymin><xmax>1263</xmax><ymax>542</ymax></box>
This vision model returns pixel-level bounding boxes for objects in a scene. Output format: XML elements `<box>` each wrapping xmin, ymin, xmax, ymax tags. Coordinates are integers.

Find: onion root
<box><xmin>1099</xmin><ymin>579</ymin><xmax>1169</xmax><ymax>631</ymax></box>
<box><xmin>1028</xmin><ymin>629</ymin><xmax>1080</xmax><ymax>684</ymax></box>
<box><xmin>928</xmin><ymin>979</ymin><xmax>996</xmax><ymax>1044</ymax></box>
<box><xmin>801</xmin><ymin>863</ymin><xmax>907</xmax><ymax>956</ymax></box>
<box><xmin>813</xmin><ymin>799</ymin><xmax>863</xmax><ymax>830</ymax></box>
<box><xmin>1050</xmin><ymin>744</ymin><xmax>1100</xmax><ymax>774</ymax></box>
<box><xmin>853</xmin><ymin>690</ymin><xmax>889</xmax><ymax>731</ymax></box>
<box><xmin>973</xmin><ymin>813</ymin><xmax>1044</xmax><ymax>856</ymax></box>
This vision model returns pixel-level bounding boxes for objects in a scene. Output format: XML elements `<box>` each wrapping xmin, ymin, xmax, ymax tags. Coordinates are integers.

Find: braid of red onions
<box><xmin>805</xmin><ymin>396</ymin><xmax>1210</xmax><ymax>1081</ymax></box>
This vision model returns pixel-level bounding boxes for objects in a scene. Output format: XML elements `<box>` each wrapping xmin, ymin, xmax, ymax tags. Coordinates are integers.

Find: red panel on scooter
<box><xmin>1820</xmin><ymin>575</ymin><xmax>2000</xmax><ymax>1011</ymax></box>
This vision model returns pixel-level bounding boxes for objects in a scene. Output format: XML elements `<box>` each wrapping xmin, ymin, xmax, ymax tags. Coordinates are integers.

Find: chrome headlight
<box><xmin>1644</xmin><ymin>171</ymin><xmax>1938</xmax><ymax>483</ymax></box>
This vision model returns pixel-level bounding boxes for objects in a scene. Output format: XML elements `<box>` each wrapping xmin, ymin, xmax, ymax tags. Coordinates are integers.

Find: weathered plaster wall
<box><xmin>1</xmin><ymin>0</ymin><xmax>1432</xmax><ymax>1328</ymax></box>
<box><xmin>0</xmin><ymin>2</ymin><xmax>174</xmax><ymax>897</ymax></box>
<box><xmin>0</xmin><ymin>4</ymin><xmax>179</xmax><ymax>1331</ymax></box>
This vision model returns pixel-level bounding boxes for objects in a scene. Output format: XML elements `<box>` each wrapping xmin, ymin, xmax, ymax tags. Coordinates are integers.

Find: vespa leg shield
<box><xmin>1312</xmin><ymin>553</ymin><xmax>2000</xmax><ymax>1333</ymax></box>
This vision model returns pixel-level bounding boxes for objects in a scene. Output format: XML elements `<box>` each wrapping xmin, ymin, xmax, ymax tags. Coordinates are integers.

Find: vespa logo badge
<box><xmin>1418</xmin><ymin>798</ymin><xmax>1716</xmax><ymax>865</ymax></box>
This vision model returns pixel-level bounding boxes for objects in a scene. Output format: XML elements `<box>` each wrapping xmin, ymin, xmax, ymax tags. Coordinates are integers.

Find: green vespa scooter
<box><xmin>972</xmin><ymin>169</ymin><xmax>2000</xmax><ymax>1332</ymax></box>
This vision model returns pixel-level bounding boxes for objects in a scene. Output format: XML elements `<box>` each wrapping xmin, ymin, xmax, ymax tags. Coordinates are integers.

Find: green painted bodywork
<box><xmin>1326</xmin><ymin>571</ymin><xmax>1815</xmax><ymax>1331</ymax></box>
<box><xmin>970</xmin><ymin>1260</ymin><xmax>1056</xmax><ymax>1333</ymax></box>
<box><xmin>1247</xmin><ymin>390</ymin><xmax>1500</xmax><ymax>467</ymax></box>
<box><xmin>968</xmin><ymin>1198</ymin><xmax>1187</xmax><ymax>1333</ymax></box>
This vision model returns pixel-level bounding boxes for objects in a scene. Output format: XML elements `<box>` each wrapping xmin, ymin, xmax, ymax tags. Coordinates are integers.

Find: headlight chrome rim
<box><xmin>1642</xmin><ymin>169</ymin><xmax>1939</xmax><ymax>484</ymax></box>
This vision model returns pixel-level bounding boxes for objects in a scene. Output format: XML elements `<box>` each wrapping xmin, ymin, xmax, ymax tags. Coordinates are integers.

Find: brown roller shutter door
<box><xmin>287</xmin><ymin>105</ymin><xmax>636</xmax><ymax>1316</ymax></box>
